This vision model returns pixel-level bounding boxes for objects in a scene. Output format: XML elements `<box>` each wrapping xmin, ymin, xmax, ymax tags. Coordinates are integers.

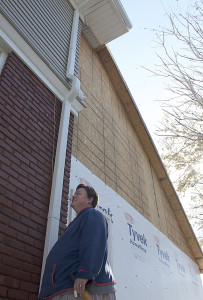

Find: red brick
<box><xmin>0</xmin><ymin>53</ymin><xmax>74</xmax><ymax>298</ymax></box>
<box><xmin>8</xmin><ymin>176</ymin><xmax>26</xmax><ymax>191</ymax></box>
<box><xmin>16</xmin><ymin>189</ymin><xmax>33</xmax><ymax>203</ymax></box>
<box><xmin>43</xmin><ymin>171</ymin><xmax>52</xmax><ymax>181</ymax></box>
<box><xmin>13</xmin><ymin>203</ymin><xmax>30</xmax><ymax>218</ymax></box>
<box><xmin>13</xmin><ymin>75</ymin><xmax>27</xmax><ymax>91</ymax></box>
<box><xmin>25</xmin><ymin>245</ymin><xmax>42</xmax><ymax>258</ymax></box>
<box><xmin>10</xmin><ymin>114</ymin><xmax>24</xmax><ymax>129</ymax></box>
<box><xmin>37</xmin><ymin>223</ymin><xmax>46</xmax><ymax>234</ymax></box>
<box><xmin>1</xmin><ymin>100</ymin><xmax>9</xmax><ymax>115</ymax></box>
<box><xmin>29</xmin><ymin>161</ymin><xmax>43</xmax><ymax>174</ymax></box>
<box><xmin>0</xmin><ymin>81</ymin><xmax>16</xmax><ymax>96</ymax></box>
<box><xmin>27</xmin><ymin>186</ymin><xmax>47</xmax><ymax>201</ymax></box>
<box><xmin>23</xmin><ymin>108</ymin><xmax>38</xmax><ymax>124</ymax></box>
<box><xmin>8</xmin><ymin>53</ymin><xmax>18</xmax><ymax>63</ymax></box>
<box><xmin>22</xmin><ymin>262</ymin><xmax>41</xmax><ymax>275</ymax></box>
<box><xmin>14</xmin><ymin>151</ymin><xmax>30</xmax><ymax>165</ymax></box>
<box><xmin>17</xmin><ymin>232</ymin><xmax>35</xmax><ymax>246</ymax></box>
<box><xmin>29</xmin><ymin>293</ymin><xmax>39</xmax><ymax>300</ymax></box>
<box><xmin>34</xmin><ymin>172</ymin><xmax>49</xmax><ymax>185</ymax></box>
<box><xmin>0</xmin><ymin>185</ymin><xmax>6</xmax><ymax>196</ymax></box>
<box><xmin>8</xmin><ymin>289</ymin><xmax>29</xmax><ymax>300</ymax></box>
<box><xmin>10</xmin><ymin>219</ymin><xmax>27</xmax><ymax>234</ymax></box>
<box><xmin>0</xmin><ymin>124</ymin><xmax>9</xmax><ymax>139</ymax></box>
<box><xmin>0</xmin><ymin>243</ymin><xmax>34</xmax><ymax>267</ymax></box>
<box><xmin>0</xmin><ymin>130</ymin><xmax>4</xmax><ymax>140</ymax></box>
<box><xmin>1</xmin><ymin>163</ymin><xmax>19</xmax><ymax>179</ymax></box>
<box><xmin>0</xmin><ymin>153</ymin><xmax>11</xmax><ymax>166</ymax></box>
<box><xmin>0</xmin><ymin>169</ymin><xmax>9</xmax><ymax>180</ymax></box>
<box><xmin>2</xmin><ymin>117</ymin><xmax>16</xmax><ymax>139</ymax></box>
<box><xmin>31</xmin><ymin>273</ymin><xmax>40</xmax><ymax>284</ymax></box>
<box><xmin>21</xmin><ymin>162</ymin><xmax>36</xmax><ymax>176</ymax></box>
<box><xmin>20</xmin><ymin>216</ymin><xmax>38</xmax><ymax>230</ymax></box>
<box><xmin>0</xmin><ymin>197</ymin><xmax>13</xmax><ymax>208</ymax></box>
<box><xmin>23</xmin><ymin>201</ymin><xmax>39</xmax><ymax>214</ymax></box>
<box><xmin>0</xmin><ymin>244</ymin><xmax>12</xmax><ymax>256</ymax></box>
<box><xmin>1</xmin><ymin>256</ymin><xmax>22</xmax><ymax>270</ymax></box>
<box><xmin>4</xmin><ymin>236</ymin><xmax>24</xmax><ymax>251</ymax></box>
<box><xmin>7</xmin><ymin>105</ymin><xmax>24</xmax><ymax>124</ymax></box>
<box><xmin>26</xmin><ymin>127</ymin><xmax>40</xmax><ymax>142</ymax></box>
<box><xmin>27</xmin><ymin>174</ymin><xmax>43</xmax><ymax>188</ymax></box>
<box><xmin>30</xmin><ymin>212</ymin><xmax>46</xmax><ymax>226</ymax></box>
<box><xmin>33</xmin><ymin>256</ymin><xmax>43</xmax><ymax>267</ymax></box>
<box><xmin>1</xmin><ymin>66</ymin><xmax>13</xmax><ymax>79</ymax></box>
<box><xmin>39</xmin><ymin>147</ymin><xmax>53</xmax><ymax>161</ymax></box>
<box><xmin>3</xmin><ymin>149</ymin><xmax>20</xmax><ymax>165</ymax></box>
<box><xmin>18</xmin><ymin>127</ymin><xmax>34</xmax><ymax>143</ymax></box>
<box><xmin>0</xmin><ymin>286</ymin><xmax>8</xmax><ymax>297</ymax></box>
<box><xmin>14</xmin><ymin>98</ymin><xmax>29</xmax><ymax>113</ymax></box>
<box><xmin>39</xmin><ymin>210</ymin><xmax>48</xmax><ymax>220</ymax></box>
<box><xmin>0</xmin><ymin>212</ymin><xmax>9</xmax><ymax>225</ymax></box>
<box><xmin>32</xmin><ymin>151</ymin><xmax>46</xmax><ymax>164</ymax></box>
<box><xmin>0</xmin><ymin>205</ymin><xmax>20</xmax><ymax>221</ymax></box>
<box><xmin>0</xmin><ymin>275</ymin><xmax>20</xmax><ymax>289</ymax></box>
<box><xmin>28</xmin><ymin>228</ymin><xmax>44</xmax><ymax>241</ymax></box>
<box><xmin>60</xmin><ymin>209</ymin><xmax>67</xmax><ymax>218</ymax></box>
<box><xmin>12</xmin><ymin>268</ymin><xmax>32</xmax><ymax>281</ymax></box>
<box><xmin>40</xmin><ymin>183</ymin><xmax>50</xmax><ymax>193</ymax></box>
<box><xmin>34</xmin><ymin>85</ymin><xmax>51</xmax><ymax>99</ymax></box>
<box><xmin>34</xmin><ymin>239</ymin><xmax>44</xmax><ymax>250</ymax></box>
<box><xmin>3</xmin><ymin>60</ymin><xmax>16</xmax><ymax>72</ymax></box>
<box><xmin>0</xmin><ymin>263</ymin><xmax>12</xmax><ymax>276</ymax></box>
<box><xmin>19</xmin><ymin>138</ymin><xmax>37</xmax><ymax>154</ymax></box>
<box><xmin>22</xmin><ymin>150</ymin><xmax>38</xmax><ymax>165</ymax></box>
<box><xmin>11</xmin><ymin>162</ymin><xmax>27</xmax><ymax>177</ymax></box>
<box><xmin>14</xmin><ymin>248</ymin><xmax>34</xmax><ymax>264</ymax></box>
<box><xmin>6</xmin><ymin>190</ymin><xmax>24</xmax><ymax>205</ymax></box>
<box><xmin>19</xmin><ymin>175</ymin><xmax>35</xmax><ymax>190</ymax></box>
<box><xmin>33</xmin><ymin>199</ymin><xmax>47</xmax><ymax>212</ymax></box>
<box><xmin>27</xmin><ymin>117</ymin><xmax>43</xmax><ymax>133</ymax></box>
<box><xmin>0</xmin><ymin>232</ymin><xmax>4</xmax><ymax>242</ymax></box>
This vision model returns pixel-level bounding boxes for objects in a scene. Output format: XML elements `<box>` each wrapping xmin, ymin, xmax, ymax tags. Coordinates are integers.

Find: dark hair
<box><xmin>76</xmin><ymin>184</ymin><xmax>99</xmax><ymax>208</ymax></box>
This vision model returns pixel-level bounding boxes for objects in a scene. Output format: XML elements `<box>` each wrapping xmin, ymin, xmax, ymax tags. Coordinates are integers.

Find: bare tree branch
<box><xmin>145</xmin><ymin>1</ymin><xmax>203</xmax><ymax>243</ymax></box>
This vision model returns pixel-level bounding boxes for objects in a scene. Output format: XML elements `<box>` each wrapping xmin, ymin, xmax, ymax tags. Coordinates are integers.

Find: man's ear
<box><xmin>88</xmin><ymin>197</ymin><xmax>93</xmax><ymax>205</ymax></box>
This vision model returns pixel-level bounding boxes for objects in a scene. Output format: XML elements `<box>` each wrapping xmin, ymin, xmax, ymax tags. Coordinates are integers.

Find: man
<box><xmin>39</xmin><ymin>184</ymin><xmax>116</xmax><ymax>300</ymax></box>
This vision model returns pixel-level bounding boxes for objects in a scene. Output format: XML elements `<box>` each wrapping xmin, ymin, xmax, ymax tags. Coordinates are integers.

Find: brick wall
<box><xmin>0</xmin><ymin>52</ymin><xmax>74</xmax><ymax>299</ymax></box>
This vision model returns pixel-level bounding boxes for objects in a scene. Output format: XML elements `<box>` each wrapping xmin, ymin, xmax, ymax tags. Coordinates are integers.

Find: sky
<box><xmin>108</xmin><ymin>0</ymin><xmax>193</xmax><ymax>146</ymax></box>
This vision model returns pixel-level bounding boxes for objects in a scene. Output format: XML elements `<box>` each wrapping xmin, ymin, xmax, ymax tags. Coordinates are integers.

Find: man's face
<box><xmin>71</xmin><ymin>188</ymin><xmax>92</xmax><ymax>214</ymax></box>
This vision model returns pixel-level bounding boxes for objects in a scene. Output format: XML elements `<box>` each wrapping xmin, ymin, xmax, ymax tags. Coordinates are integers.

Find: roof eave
<box><xmin>70</xmin><ymin>0</ymin><xmax>132</xmax><ymax>49</ymax></box>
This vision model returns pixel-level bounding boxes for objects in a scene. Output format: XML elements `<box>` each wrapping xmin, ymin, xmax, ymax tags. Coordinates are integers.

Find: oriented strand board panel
<box><xmin>72</xmin><ymin>34</ymin><xmax>202</xmax><ymax>267</ymax></box>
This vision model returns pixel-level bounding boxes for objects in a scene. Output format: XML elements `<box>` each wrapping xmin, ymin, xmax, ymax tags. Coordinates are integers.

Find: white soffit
<box><xmin>70</xmin><ymin>0</ymin><xmax>132</xmax><ymax>49</ymax></box>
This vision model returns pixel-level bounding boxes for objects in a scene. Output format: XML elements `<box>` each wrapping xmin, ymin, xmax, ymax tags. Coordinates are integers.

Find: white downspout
<box><xmin>0</xmin><ymin>50</ymin><xmax>8</xmax><ymax>74</ymax></box>
<box><xmin>40</xmin><ymin>8</ymin><xmax>82</xmax><ymax>289</ymax></box>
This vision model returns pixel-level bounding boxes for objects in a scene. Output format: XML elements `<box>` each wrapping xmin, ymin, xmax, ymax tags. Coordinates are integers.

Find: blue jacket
<box><xmin>39</xmin><ymin>208</ymin><xmax>115</xmax><ymax>299</ymax></box>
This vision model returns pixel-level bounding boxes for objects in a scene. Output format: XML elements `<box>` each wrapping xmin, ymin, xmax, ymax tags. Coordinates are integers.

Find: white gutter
<box><xmin>112</xmin><ymin>0</ymin><xmax>132</xmax><ymax>29</ymax></box>
<box><xmin>40</xmin><ymin>8</ymin><xmax>83</xmax><ymax>289</ymax></box>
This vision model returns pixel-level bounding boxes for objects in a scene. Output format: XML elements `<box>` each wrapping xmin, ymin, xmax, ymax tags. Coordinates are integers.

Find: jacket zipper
<box><xmin>52</xmin><ymin>264</ymin><xmax>56</xmax><ymax>286</ymax></box>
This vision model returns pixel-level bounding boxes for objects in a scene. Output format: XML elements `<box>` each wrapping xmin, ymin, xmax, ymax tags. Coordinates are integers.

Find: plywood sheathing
<box><xmin>96</xmin><ymin>45</ymin><xmax>203</xmax><ymax>272</ymax></box>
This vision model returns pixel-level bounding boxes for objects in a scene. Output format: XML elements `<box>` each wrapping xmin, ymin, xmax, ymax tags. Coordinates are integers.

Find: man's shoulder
<box><xmin>84</xmin><ymin>208</ymin><xmax>106</xmax><ymax>222</ymax></box>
